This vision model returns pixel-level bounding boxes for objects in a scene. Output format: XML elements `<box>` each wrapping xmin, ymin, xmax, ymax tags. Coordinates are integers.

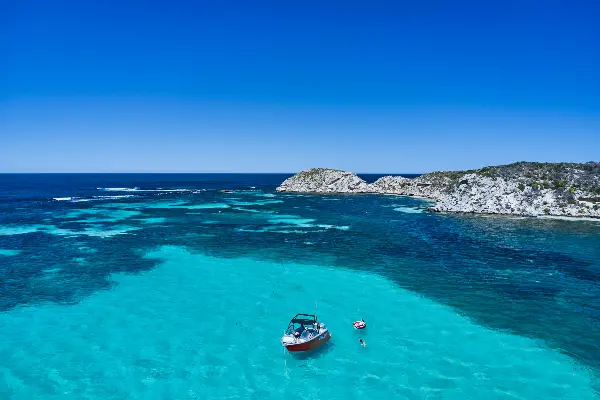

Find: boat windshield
<box><xmin>300</xmin><ymin>328</ymin><xmax>318</xmax><ymax>340</ymax></box>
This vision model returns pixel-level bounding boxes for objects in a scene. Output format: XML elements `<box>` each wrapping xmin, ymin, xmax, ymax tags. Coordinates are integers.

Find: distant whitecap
<box><xmin>97</xmin><ymin>187</ymin><xmax>192</xmax><ymax>193</ymax></box>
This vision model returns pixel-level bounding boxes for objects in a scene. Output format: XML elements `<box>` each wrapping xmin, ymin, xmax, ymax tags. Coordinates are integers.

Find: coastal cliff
<box><xmin>276</xmin><ymin>162</ymin><xmax>600</xmax><ymax>218</ymax></box>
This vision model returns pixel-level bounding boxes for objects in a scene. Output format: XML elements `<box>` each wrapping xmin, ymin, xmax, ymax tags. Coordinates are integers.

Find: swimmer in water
<box><xmin>359</xmin><ymin>339</ymin><xmax>366</xmax><ymax>347</ymax></box>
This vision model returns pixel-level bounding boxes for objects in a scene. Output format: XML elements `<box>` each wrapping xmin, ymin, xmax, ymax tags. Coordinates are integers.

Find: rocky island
<box><xmin>276</xmin><ymin>162</ymin><xmax>600</xmax><ymax>218</ymax></box>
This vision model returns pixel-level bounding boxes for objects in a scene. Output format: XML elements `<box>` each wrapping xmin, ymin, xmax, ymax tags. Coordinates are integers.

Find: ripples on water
<box><xmin>0</xmin><ymin>174</ymin><xmax>599</xmax><ymax>398</ymax></box>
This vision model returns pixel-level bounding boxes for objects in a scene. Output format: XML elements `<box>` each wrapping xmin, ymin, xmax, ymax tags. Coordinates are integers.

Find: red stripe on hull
<box><xmin>285</xmin><ymin>332</ymin><xmax>331</xmax><ymax>352</ymax></box>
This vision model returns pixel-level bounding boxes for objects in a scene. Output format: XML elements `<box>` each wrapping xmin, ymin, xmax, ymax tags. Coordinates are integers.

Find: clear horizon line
<box><xmin>0</xmin><ymin>171</ymin><xmax>425</xmax><ymax>175</ymax></box>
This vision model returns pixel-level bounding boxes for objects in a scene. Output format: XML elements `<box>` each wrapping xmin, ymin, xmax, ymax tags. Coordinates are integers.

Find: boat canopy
<box><xmin>290</xmin><ymin>314</ymin><xmax>317</xmax><ymax>326</ymax></box>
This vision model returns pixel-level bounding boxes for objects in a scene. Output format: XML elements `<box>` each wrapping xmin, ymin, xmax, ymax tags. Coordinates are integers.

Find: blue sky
<box><xmin>1</xmin><ymin>0</ymin><xmax>598</xmax><ymax>173</ymax></box>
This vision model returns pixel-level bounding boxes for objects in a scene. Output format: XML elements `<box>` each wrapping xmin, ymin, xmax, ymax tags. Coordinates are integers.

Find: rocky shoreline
<box><xmin>276</xmin><ymin>163</ymin><xmax>600</xmax><ymax>219</ymax></box>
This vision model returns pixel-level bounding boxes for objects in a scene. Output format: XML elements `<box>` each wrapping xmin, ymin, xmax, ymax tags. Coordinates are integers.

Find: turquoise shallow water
<box><xmin>1</xmin><ymin>247</ymin><xmax>596</xmax><ymax>399</ymax></box>
<box><xmin>1</xmin><ymin>174</ymin><xmax>599</xmax><ymax>399</ymax></box>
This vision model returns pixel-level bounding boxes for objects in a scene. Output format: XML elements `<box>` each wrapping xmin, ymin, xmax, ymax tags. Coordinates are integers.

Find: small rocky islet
<box><xmin>276</xmin><ymin>162</ymin><xmax>600</xmax><ymax>218</ymax></box>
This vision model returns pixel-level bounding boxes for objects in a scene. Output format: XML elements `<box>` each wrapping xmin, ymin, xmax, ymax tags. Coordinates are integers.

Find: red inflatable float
<box><xmin>353</xmin><ymin>320</ymin><xmax>366</xmax><ymax>329</ymax></box>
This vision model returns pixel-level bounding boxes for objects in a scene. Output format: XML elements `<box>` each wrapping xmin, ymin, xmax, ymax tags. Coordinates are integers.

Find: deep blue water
<box><xmin>1</xmin><ymin>174</ymin><xmax>599</xmax><ymax>399</ymax></box>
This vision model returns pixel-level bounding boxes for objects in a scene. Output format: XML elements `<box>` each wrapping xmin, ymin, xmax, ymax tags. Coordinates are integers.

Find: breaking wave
<box><xmin>53</xmin><ymin>195</ymin><xmax>136</xmax><ymax>202</ymax></box>
<box><xmin>97</xmin><ymin>187</ymin><xmax>193</xmax><ymax>193</ymax></box>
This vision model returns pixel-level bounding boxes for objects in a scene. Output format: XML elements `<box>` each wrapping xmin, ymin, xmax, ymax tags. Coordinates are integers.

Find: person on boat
<box><xmin>359</xmin><ymin>339</ymin><xmax>366</xmax><ymax>347</ymax></box>
<box><xmin>294</xmin><ymin>325</ymin><xmax>305</xmax><ymax>338</ymax></box>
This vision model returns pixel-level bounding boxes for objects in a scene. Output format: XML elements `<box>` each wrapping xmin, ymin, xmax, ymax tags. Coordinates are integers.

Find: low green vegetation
<box><xmin>419</xmin><ymin>161</ymin><xmax>600</xmax><ymax>195</ymax></box>
<box><xmin>579</xmin><ymin>197</ymin><xmax>600</xmax><ymax>203</ymax></box>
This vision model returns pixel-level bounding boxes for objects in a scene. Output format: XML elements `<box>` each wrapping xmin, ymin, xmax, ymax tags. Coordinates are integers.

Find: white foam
<box><xmin>97</xmin><ymin>187</ymin><xmax>192</xmax><ymax>193</ymax></box>
<box><xmin>92</xmin><ymin>195</ymin><xmax>136</xmax><ymax>200</ymax></box>
<box><xmin>156</xmin><ymin>188</ymin><xmax>193</xmax><ymax>192</ymax></box>
<box><xmin>97</xmin><ymin>187</ymin><xmax>134</xmax><ymax>191</ymax></box>
<box><xmin>236</xmin><ymin>227</ymin><xmax>326</xmax><ymax>234</ymax></box>
<box><xmin>54</xmin><ymin>195</ymin><xmax>136</xmax><ymax>203</ymax></box>
<box><xmin>181</xmin><ymin>203</ymin><xmax>230</xmax><ymax>210</ymax></box>
<box><xmin>228</xmin><ymin>199</ymin><xmax>284</xmax><ymax>206</ymax></box>
<box><xmin>133</xmin><ymin>200</ymin><xmax>229</xmax><ymax>210</ymax></box>
<box><xmin>316</xmin><ymin>224</ymin><xmax>350</xmax><ymax>230</ymax></box>
<box><xmin>393</xmin><ymin>207</ymin><xmax>424</xmax><ymax>214</ymax></box>
<box><xmin>271</xmin><ymin>229</ymin><xmax>325</xmax><ymax>234</ymax></box>
<box><xmin>538</xmin><ymin>215</ymin><xmax>600</xmax><ymax>223</ymax></box>
<box><xmin>231</xmin><ymin>207</ymin><xmax>263</xmax><ymax>213</ymax></box>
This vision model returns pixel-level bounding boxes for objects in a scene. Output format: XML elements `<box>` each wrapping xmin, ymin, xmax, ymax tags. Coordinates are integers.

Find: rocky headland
<box><xmin>276</xmin><ymin>163</ymin><xmax>600</xmax><ymax>218</ymax></box>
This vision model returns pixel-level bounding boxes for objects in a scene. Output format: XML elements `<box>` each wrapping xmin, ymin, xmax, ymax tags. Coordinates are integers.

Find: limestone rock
<box><xmin>276</xmin><ymin>162</ymin><xmax>600</xmax><ymax>219</ymax></box>
<box><xmin>276</xmin><ymin>168</ymin><xmax>369</xmax><ymax>193</ymax></box>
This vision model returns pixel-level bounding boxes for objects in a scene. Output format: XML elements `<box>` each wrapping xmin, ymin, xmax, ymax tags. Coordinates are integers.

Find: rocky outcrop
<box><xmin>276</xmin><ymin>163</ymin><xmax>600</xmax><ymax>219</ymax></box>
<box><xmin>429</xmin><ymin>172</ymin><xmax>600</xmax><ymax>217</ymax></box>
<box><xmin>367</xmin><ymin>173</ymin><xmax>454</xmax><ymax>199</ymax></box>
<box><xmin>276</xmin><ymin>168</ymin><xmax>369</xmax><ymax>193</ymax></box>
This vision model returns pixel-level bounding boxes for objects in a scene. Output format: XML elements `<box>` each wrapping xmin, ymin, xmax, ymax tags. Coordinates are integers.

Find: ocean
<box><xmin>0</xmin><ymin>173</ymin><xmax>599</xmax><ymax>399</ymax></box>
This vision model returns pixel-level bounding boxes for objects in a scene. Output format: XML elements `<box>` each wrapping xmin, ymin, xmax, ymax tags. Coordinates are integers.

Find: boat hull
<box><xmin>284</xmin><ymin>331</ymin><xmax>331</xmax><ymax>352</ymax></box>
